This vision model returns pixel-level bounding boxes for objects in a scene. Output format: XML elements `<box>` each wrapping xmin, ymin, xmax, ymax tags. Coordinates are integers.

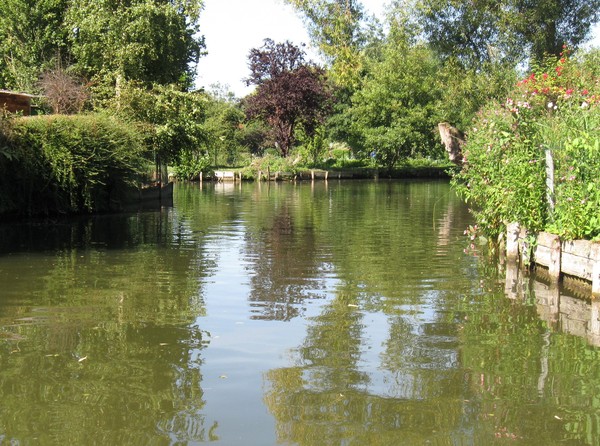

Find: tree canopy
<box><xmin>0</xmin><ymin>0</ymin><xmax>205</xmax><ymax>93</ymax></box>
<box><xmin>285</xmin><ymin>0</ymin><xmax>369</xmax><ymax>91</ymax></box>
<box><xmin>414</xmin><ymin>0</ymin><xmax>600</xmax><ymax>67</ymax></box>
<box><xmin>244</xmin><ymin>39</ymin><xmax>333</xmax><ymax>158</ymax></box>
<box><xmin>0</xmin><ymin>0</ymin><xmax>71</xmax><ymax>91</ymax></box>
<box><xmin>67</xmin><ymin>0</ymin><xmax>205</xmax><ymax>91</ymax></box>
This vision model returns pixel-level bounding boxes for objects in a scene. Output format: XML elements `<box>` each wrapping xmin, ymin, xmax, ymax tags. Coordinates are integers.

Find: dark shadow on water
<box><xmin>0</xmin><ymin>201</ymin><xmax>174</xmax><ymax>255</ymax></box>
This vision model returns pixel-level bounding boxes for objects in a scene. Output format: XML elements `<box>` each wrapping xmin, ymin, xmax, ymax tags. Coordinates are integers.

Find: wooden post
<box><xmin>506</xmin><ymin>222</ymin><xmax>521</xmax><ymax>261</ymax></box>
<box><xmin>592</xmin><ymin>243</ymin><xmax>600</xmax><ymax>298</ymax></box>
<box><xmin>545</xmin><ymin>148</ymin><xmax>555</xmax><ymax>215</ymax></box>
<box><xmin>325</xmin><ymin>171</ymin><xmax>329</xmax><ymax>181</ymax></box>
<box><xmin>267</xmin><ymin>166</ymin><xmax>270</xmax><ymax>181</ymax></box>
<box><xmin>536</xmin><ymin>232</ymin><xmax>561</xmax><ymax>282</ymax></box>
<box><xmin>199</xmin><ymin>171</ymin><xmax>203</xmax><ymax>183</ymax></box>
<box><xmin>519</xmin><ymin>226</ymin><xmax>532</xmax><ymax>267</ymax></box>
<box><xmin>311</xmin><ymin>170</ymin><xmax>315</xmax><ymax>181</ymax></box>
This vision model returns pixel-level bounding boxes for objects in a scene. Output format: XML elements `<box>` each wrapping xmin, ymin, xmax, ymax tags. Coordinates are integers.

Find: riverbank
<box><xmin>203</xmin><ymin>164</ymin><xmax>456</xmax><ymax>182</ymax></box>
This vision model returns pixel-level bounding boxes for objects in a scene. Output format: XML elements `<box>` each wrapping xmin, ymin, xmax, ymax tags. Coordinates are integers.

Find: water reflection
<box><xmin>0</xmin><ymin>207</ymin><xmax>216</xmax><ymax>444</ymax></box>
<box><xmin>2</xmin><ymin>181</ymin><xmax>600</xmax><ymax>445</ymax></box>
<box><xmin>506</xmin><ymin>261</ymin><xmax>600</xmax><ymax>347</ymax></box>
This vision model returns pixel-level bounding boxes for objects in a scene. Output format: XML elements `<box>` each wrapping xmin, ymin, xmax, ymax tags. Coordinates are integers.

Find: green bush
<box><xmin>172</xmin><ymin>150</ymin><xmax>212</xmax><ymax>180</ymax></box>
<box><xmin>241</xmin><ymin>153</ymin><xmax>299</xmax><ymax>179</ymax></box>
<box><xmin>0</xmin><ymin>113</ymin><xmax>145</xmax><ymax>216</ymax></box>
<box><xmin>545</xmin><ymin>105</ymin><xmax>600</xmax><ymax>239</ymax></box>
<box><xmin>453</xmin><ymin>49</ymin><xmax>600</xmax><ymax>241</ymax></box>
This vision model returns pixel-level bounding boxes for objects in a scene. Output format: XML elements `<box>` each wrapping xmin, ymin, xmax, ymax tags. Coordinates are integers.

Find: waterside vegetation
<box><xmin>454</xmin><ymin>50</ymin><xmax>600</xmax><ymax>242</ymax></box>
<box><xmin>0</xmin><ymin>0</ymin><xmax>599</xmax><ymax>232</ymax></box>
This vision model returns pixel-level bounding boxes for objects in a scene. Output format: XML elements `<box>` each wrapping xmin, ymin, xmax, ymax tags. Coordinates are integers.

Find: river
<box><xmin>0</xmin><ymin>180</ymin><xmax>599</xmax><ymax>445</ymax></box>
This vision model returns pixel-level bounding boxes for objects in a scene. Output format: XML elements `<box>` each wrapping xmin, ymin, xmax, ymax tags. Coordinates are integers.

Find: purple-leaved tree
<box><xmin>244</xmin><ymin>39</ymin><xmax>333</xmax><ymax>157</ymax></box>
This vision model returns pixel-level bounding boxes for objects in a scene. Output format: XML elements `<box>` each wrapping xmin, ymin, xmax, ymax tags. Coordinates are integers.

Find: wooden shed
<box><xmin>0</xmin><ymin>89</ymin><xmax>35</xmax><ymax>115</ymax></box>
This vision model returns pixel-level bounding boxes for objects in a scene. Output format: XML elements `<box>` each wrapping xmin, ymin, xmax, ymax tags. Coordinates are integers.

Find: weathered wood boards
<box><xmin>506</xmin><ymin>222</ymin><xmax>600</xmax><ymax>298</ymax></box>
<box><xmin>0</xmin><ymin>90</ymin><xmax>33</xmax><ymax>115</ymax></box>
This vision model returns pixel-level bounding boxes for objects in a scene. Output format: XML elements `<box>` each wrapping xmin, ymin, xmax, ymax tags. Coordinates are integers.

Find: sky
<box><xmin>195</xmin><ymin>0</ymin><xmax>600</xmax><ymax>97</ymax></box>
<box><xmin>195</xmin><ymin>0</ymin><xmax>387</xmax><ymax>97</ymax></box>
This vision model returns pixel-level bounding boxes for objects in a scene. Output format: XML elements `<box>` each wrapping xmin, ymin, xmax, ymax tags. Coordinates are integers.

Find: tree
<box><xmin>66</xmin><ymin>0</ymin><xmax>205</xmax><ymax>93</ymax></box>
<box><xmin>110</xmin><ymin>81</ymin><xmax>208</xmax><ymax>182</ymax></box>
<box><xmin>0</xmin><ymin>0</ymin><xmax>71</xmax><ymax>91</ymax></box>
<box><xmin>244</xmin><ymin>39</ymin><xmax>333</xmax><ymax>158</ymax></box>
<box><xmin>39</xmin><ymin>66</ymin><xmax>90</xmax><ymax>114</ymax></box>
<box><xmin>511</xmin><ymin>0</ymin><xmax>600</xmax><ymax>61</ymax></box>
<box><xmin>345</xmin><ymin>21</ymin><xmax>443</xmax><ymax>168</ymax></box>
<box><xmin>413</xmin><ymin>0</ymin><xmax>600</xmax><ymax>67</ymax></box>
<box><xmin>201</xmin><ymin>91</ymin><xmax>246</xmax><ymax>167</ymax></box>
<box><xmin>285</xmin><ymin>0</ymin><xmax>368</xmax><ymax>90</ymax></box>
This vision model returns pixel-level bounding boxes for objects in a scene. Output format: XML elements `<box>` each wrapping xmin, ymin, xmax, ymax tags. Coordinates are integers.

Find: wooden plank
<box><xmin>534</xmin><ymin>245</ymin><xmax>553</xmax><ymax>267</ymax></box>
<box><xmin>593</xmin><ymin>243</ymin><xmax>600</xmax><ymax>297</ymax></box>
<box><xmin>214</xmin><ymin>171</ymin><xmax>235</xmax><ymax>181</ymax></box>
<box><xmin>562</xmin><ymin>239</ymin><xmax>592</xmax><ymax>257</ymax></box>
<box><xmin>561</xmin><ymin>251</ymin><xmax>594</xmax><ymax>281</ymax></box>
<box><xmin>534</xmin><ymin>232</ymin><xmax>561</xmax><ymax>280</ymax></box>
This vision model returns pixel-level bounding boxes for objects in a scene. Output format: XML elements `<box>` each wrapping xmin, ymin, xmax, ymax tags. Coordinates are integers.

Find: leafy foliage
<box><xmin>0</xmin><ymin>0</ymin><xmax>71</xmax><ymax>91</ymax></box>
<box><xmin>245</xmin><ymin>39</ymin><xmax>333</xmax><ymax>157</ymax></box>
<box><xmin>0</xmin><ymin>114</ymin><xmax>145</xmax><ymax>215</ymax></box>
<box><xmin>285</xmin><ymin>0</ymin><xmax>368</xmax><ymax>90</ymax></box>
<box><xmin>109</xmin><ymin>81</ymin><xmax>207</xmax><ymax>167</ymax></box>
<box><xmin>453</xmin><ymin>50</ymin><xmax>600</xmax><ymax>240</ymax></box>
<box><xmin>414</xmin><ymin>0</ymin><xmax>600</xmax><ymax>67</ymax></box>
<box><xmin>66</xmin><ymin>0</ymin><xmax>205</xmax><ymax>91</ymax></box>
<box><xmin>344</xmin><ymin>22</ymin><xmax>444</xmax><ymax>169</ymax></box>
<box><xmin>201</xmin><ymin>90</ymin><xmax>246</xmax><ymax>167</ymax></box>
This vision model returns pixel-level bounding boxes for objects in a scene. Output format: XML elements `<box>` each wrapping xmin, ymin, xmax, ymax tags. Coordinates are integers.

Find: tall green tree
<box><xmin>413</xmin><ymin>0</ymin><xmax>600</xmax><ymax>67</ymax></box>
<box><xmin>285</xmin><ymin>0</ymin><xmax>369</xmax><ymax>91</ymax></box>
<box><xmin>511</xmin><ymin>0</ymin><xmax>600</xmax><ymax>61</ymax></box>
<box><xmin>201</xmin><ymin>89</ymin><xmax>246</xmax><ymax>167</ymax></box>
<box><xmin>345</xmin><ymin>21</ymin><xmax>443</xmax><ymax>168</ymax></box>
<box><xmin>110</xmin><ymin>81</ymin><xmax>208</xmax><ymax>178</ymax></box>
<box><xmin>0</xmin><ymin>0</ymin><xmax>71</xmax><ymax>91</ymax></box>
<box><xmin>66</xmin><ymin>0</ymin><xmax>205</xmax><ymax>93</ymax></box>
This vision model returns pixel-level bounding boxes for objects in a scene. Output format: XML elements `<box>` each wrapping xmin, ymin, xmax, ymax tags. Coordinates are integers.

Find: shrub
<box><xmin>0</xmin><ymin>113</ymin><xmax>145</xmax><ymax>216</ymax></box>
<box><xmin>453</xmin><ymin>48</ymin><xmax>600</xmax><ymax>241</ymax></box>
<box><xmin>172</xmin><ymin>150</ymin><xmax>212</xmax><ymax>180</ymax></box>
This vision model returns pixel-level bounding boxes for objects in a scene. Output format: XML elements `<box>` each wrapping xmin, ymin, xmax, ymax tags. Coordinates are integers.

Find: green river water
<box><xmin>0</xmin><ymin>180</ymin><xmax>599</xmax><ymax>445</ymax></box>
